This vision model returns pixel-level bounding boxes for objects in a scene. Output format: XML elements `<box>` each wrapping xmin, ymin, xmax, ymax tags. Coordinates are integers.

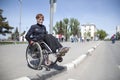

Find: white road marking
<box><xmin>68</xmin><ymin>78</ymin><xmax>76</xmax><ymax>80</ymax></box>
<box><xmin>14</xmin><ymin>77</ymin><xmax>30</xmax><ymax>80</ymax></box>
<box><xmin>88</xmin><ymin>48</ymin><xmax>94</xmax><ymax>53</ymax></box>
<box><xmin>63</xmin><ymin>54</ymin><xmax>87</xmax><ymax>70</ymax></box>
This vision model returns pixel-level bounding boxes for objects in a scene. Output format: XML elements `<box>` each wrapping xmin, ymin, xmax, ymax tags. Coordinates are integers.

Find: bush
<box><xmin>0</xmin><ymin>41</ymin><xmax>27</xmax><ymax>45</ymax></box>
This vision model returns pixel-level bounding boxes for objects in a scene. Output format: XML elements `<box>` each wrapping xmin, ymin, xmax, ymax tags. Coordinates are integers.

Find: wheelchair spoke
<box><xmin>26</xmin><ymin>42</ymin><xmax>58</xmax><ymax>70</ymax></box>
<box><xmin>26</xmin><ymin>42</ymin><xmax>43</xmax><ymax>70</ymax></box>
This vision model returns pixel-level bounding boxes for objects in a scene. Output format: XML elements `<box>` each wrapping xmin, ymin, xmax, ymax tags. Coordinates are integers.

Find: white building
<box><xmin>81</xmin><ymin>24</ymin><xmax>97</xmax><ymax>40</ymax></box>
<box><xmin>116</xmin><ymin>25</ymin><xmax>120</xmax><ymax>33</ymax></box>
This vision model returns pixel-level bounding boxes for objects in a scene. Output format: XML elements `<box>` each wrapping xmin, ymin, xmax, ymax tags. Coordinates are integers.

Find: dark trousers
<box><xmin>43</xmin><ymin>34</ymin><xmax>62</xmax><ymax>53</ymax></box>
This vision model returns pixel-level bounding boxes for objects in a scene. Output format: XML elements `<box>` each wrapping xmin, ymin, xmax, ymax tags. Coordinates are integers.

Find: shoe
<box><xmin>58</xmin><ymin>47</ymin><xmax>69</xmax><ymax>56</ymax></box>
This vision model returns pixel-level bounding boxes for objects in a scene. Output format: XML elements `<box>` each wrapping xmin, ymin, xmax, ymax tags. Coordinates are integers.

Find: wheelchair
<box><xmin>26</xmin><ymin>41</ymin><xmax>63</xmax><ymax>71</ymax></box>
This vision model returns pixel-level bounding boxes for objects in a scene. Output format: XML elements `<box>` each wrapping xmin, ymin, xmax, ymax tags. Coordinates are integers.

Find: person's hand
<box><xmin>30</xmin><ymin>40</ymin><xmax>34</xmax><ymax>45</ymax></box>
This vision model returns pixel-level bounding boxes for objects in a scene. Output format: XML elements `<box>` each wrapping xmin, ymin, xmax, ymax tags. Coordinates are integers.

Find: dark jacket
<box><xmin>25</xmin><ymin>23</ymin><xmax>47</xmax><ymax>42</ymax></box>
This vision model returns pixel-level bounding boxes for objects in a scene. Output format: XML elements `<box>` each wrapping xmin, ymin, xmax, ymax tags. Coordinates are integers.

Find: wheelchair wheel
<box><xmin>40</xmin><ymin>42</ymin><xmax>58</xmax><ymax>66</ymax></box>
<box><xmin>26</xmin><ymin>42</ymin><xmax>43</xmax><ymax>70</ymax></box>
<box><xmin>48</xmin><ymin>53</ymin><xmax>58</xmax><ymax>66</ymax></box>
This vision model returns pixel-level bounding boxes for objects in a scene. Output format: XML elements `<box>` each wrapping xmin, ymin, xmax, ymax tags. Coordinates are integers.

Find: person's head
<box><xmin>36</xmin><ymin>13</ymin><xmax>44</xmax><ymax>25</ymax></box>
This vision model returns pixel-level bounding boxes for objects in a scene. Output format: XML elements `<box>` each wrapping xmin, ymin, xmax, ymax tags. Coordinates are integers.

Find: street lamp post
<box><xmin>18</xmin><ymin>0</ymin><xmax>22</xmax><ymax>41</ymax></box>
<box><xmin>49</xmin><ymin>0</ymin><xmax>56</xmax><ymax>34</ymax></box>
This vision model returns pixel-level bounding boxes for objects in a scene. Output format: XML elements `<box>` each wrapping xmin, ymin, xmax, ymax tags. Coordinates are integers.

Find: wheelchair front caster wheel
<box><xmin>38</xmin><ymin>66</ymin><xmax>43</xmax><ymax>70</ymax></box>
<box><xmin>57</xmin><ymin>57</ymin><xmax>63</xmax><ymax>62</ymax></box>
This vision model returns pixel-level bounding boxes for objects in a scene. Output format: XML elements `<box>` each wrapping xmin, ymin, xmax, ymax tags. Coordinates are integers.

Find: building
<box><xmin>81</xmin><ymin>24</ymin><xmax>97</xmax><ymax>41</ymax></box>
<box><xmin>116</xmin><ymin>25</ymin><xmax>120</xmax><ymax>40</ymax></box>
<box><xmin>116</xmin><ymin>25</ymin><xmax>120</xmax><ymax>33</ymax></box>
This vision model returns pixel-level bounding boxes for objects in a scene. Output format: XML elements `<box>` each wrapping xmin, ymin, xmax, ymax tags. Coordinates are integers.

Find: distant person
<box><xmin>25</xmin><ymin>13</ymin><xmax>69</xmax><ymax>56</ymax></box>
<box><xmin>22</xmin><ymin>36</ymin><xmax>24</xmax><ymax>42</ymax></box>
<box><xmin>111</xmin><ymin>34</ymin><xmax>116</xmax><ymax>43</ymax></box>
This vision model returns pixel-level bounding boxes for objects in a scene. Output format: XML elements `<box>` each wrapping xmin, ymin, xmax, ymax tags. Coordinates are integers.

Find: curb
<box><xmin>14</xmin><ymin>77</ymin><xmax>30</xmax><ymax>80</ymax></box>
<box><xmin>14</xmin><ymin>67</ymin><xmax>66</xmax><ymax>80</ymax></box>
<box><xmin>14</xmin><ymin>43</ymin><xmax>100</xmax><ymax>80</ymax></box>
<box><xmin>63</xmin><ymin>43</ymin><xmax>100</xmax><ymax>70</ymax></box>
<box><xmin>63</xmin><ymin>54</ymin><xmax>87</xmax><ymax>70</ymax></box>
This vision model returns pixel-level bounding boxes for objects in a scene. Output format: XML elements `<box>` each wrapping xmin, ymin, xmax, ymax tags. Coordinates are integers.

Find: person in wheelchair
<box><xmin>25</xmin><ymin>13</ymin><xmax>69</xmax><ymax>59</ymax></box>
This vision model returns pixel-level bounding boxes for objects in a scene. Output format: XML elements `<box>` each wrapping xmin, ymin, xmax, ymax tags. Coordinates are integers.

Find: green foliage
<box><xmin>63</xmin><ymin>18</ymin><xmax>69</xmax><ymax>41</ymax></box>
<box><xmin>97</xmin><ymin>29</ymin><xmax>108</xmax><ymax>40</ymax></box>
<box><xmin>0</xmin><ymin>41</ymin><xmax>27</xmax><ymax>45</ymax></box>
<box><xmin>53</xmin><ymin>21</ymin><xmax>64</xmax><ymax>34</ymax></box>
<box><xmin>11</xmin><ymin>27</ymin><xmax>19</xmax><ymax>40</ymax></box>
<box><xmin>69</xmin><ymin>18</ymin><xmax>80</xmax><ymax>36</ymax></box>
<box><xmin>53</xmin><ymin>18</ymin><xmax>80</xmax><ymax>41</ymax></box>
<box><xmin>0</xmin><ymin>9</ymin><xmax>14</xmax><ymax>36</ymax></box>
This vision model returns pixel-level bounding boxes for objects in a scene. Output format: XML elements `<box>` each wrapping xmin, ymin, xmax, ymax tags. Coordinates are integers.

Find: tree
<box><xmin>53</xmin><ymin>18</ymin><xmax>80</xmax><ymax>41</ymax></box>
<box><xmin>0</xmin><ymin>9</ymin><xmax>14</xmax><ymax>36</ymax></box>
<box><xmin>53</xmin><ymin>21</ymin><xmax>64</xmax><ymax>34</ymax></box>
<box><xmin>53</xmin><ymin>19</ymin><xmax>69</xmax><ymax>41</ymax></box>
<box><xmin>97</xmin><ymin>29</ymin><xmax>108</xmax><ymax>40</ymax></box>
<box><xmin>11</xmin><ymin>27</ymin><xmax>19</xmax><ymax>41</ymax></box>
<box><xmin>69</xmin><ymin>18</ymin><xmax>80</xmax><ymax>37</ymax></box>
<box><xmin>63</xmin><ymin>18</ymin><xmax>69</xmax><ymax>41</ymax></box>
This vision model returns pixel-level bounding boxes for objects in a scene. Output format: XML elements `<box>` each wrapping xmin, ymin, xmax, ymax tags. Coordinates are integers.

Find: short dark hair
<box><xmin>36</xmin><ymin>13</ymin><xmax>44</xmax><ymax>20</ymax></box>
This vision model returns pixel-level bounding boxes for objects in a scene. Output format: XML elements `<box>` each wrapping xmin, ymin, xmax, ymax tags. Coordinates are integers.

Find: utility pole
<box><xmin>49</xmin><ymin>0</ymin><xmax>56</xmax><ymax>34</ymax></box>
<box><xmin>18</xmin><ymin>0</ymin><xmax>22</xmax><ymax>41</ymax></box>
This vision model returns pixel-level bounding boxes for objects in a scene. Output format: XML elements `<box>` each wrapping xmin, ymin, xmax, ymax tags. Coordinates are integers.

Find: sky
<box><xmin>0</xmin><ymin>0</ymin><xmax>120</xmax><ymax>39</ymax></box>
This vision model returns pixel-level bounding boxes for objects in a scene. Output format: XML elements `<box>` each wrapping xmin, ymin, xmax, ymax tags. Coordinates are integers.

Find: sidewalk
<box><xmin>15</xmin><ymin>41</ymin><xmax>102</xmax><ymax>80</ymax></box>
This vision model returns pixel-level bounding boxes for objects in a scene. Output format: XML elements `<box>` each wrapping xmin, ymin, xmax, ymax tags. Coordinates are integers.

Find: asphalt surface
<box><xmin>48</xmin><ymin>41</ymin><xmax>120</xmax><ymax>80</ymax></box>
<box><xmin>0</xmin><ymin>41</ymin><xmax>101</xmax><ymax>80</ymax></box>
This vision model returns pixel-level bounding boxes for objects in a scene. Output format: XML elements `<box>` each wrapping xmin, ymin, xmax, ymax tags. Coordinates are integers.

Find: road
<box><xmin>0</xmin><ymin>41</ymin><xmax>100</xmax><ymax>80</ymax></box>
<box><xmin>48</xmin><ymin>41</ymin><xmax>120</xmax><ymax>80</ymax></box>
